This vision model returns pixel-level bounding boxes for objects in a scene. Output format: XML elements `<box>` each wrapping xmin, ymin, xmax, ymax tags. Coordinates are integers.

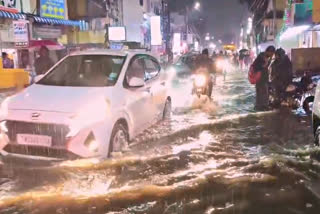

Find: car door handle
<box><xmin>161</xmin><ymin>82</ymin><xmax>166</xmax><ymax>86</ymax></box>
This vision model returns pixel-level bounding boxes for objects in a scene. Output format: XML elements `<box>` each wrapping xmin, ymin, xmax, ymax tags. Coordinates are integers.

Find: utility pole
<box><xmin>20</xmin><ymin>0</ymin><xmax>23</xmax><ymax>13</ymax></box>
<box><xmin>273</xmin><ymin>0</ymin><xmax>277</xmax><ymax>40</ymax></box>
<box><xmin>162</xmin><ymin>0</ymin><xmax>170</xmax><ymax>58</ymax></box>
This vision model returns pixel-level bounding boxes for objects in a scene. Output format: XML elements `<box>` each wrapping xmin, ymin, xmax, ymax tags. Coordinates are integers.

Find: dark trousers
<box><xmin>256</xmin><ymin>82</ymin><xmax>269</xmax><ymax>110</ymax></box>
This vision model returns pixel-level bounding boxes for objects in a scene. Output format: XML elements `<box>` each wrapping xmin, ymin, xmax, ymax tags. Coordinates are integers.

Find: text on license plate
<box><xmin>17</xmin><ymin>134</ymin><xmax>52</xmax><ymax>147</ymax></box>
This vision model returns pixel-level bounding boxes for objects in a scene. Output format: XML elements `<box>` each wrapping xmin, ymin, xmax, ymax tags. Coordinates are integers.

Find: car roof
<box><xmin>69</xmin><ymin>49</ymin><xmax>153</xmax><ymax>58</ymax></box>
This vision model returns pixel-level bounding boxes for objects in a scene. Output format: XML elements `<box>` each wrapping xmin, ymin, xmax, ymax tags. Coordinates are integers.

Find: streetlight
<box><xmin>209</xmin><ymin>42</ymin><xmax>216</xmax><ymax>49</ymax></box>
<box><xmin>194</xmin><ymin>2</ymin><xmax>200</xmax><ymax>10</ymax></box>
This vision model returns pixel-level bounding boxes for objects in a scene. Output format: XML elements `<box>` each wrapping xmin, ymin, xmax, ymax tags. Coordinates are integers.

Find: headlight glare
<box><xmin>195</xmin><ymin>75</ymin><xmax>207</xmax><ymax>87</ymax></box>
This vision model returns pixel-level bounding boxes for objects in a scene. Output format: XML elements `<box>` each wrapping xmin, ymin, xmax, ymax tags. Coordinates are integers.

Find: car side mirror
<box><xmin>34</xmin><ymin>74</ymin><xmax>45</xmax><ymax>82</ymax></box>
<box><xmin>128</xmin><ymin>77</ymin><xmax>145</xmax><ymax>87</ymax></box>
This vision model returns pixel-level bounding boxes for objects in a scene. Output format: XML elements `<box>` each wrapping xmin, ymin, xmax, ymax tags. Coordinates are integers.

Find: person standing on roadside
<box><xmin>252</xmin><ymin>53</ymin><xmax>269</xmax><ymax>111</ymax></box>
<box><xmin>265</xmin><ymin>46</ymin><xmax>276</xmax><ymax>63</ymax></box>
<box><xmin>2</xmin><ymin>52</ymin><xmax>13</xmax><ymax>68</ymax></box>
<box><xmin>34</xmin><ymin>46</ymin><xmax>54</xmax><ymax>75</ymax></box>
<box><xmin>271</xmin><ymin>48</ymin><xmax>293</xmax><ymax>107</ymax></box>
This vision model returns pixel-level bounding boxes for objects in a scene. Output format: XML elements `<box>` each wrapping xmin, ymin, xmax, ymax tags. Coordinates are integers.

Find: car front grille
<box><xmin>6</xmin><ymin>120</ymin><xmax>70</xmax><ymax>147</ymax></box>
<box><xmin>3</xmin><ymin>144</ymin><xmax>79</xmax><ymax>159</ymax></box>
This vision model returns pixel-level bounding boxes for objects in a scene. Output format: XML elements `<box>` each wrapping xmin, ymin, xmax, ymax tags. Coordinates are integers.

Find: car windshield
<box><xmin>37</xmin><ymin>55</ymin><xmax>125</xmax><ymax>87</ymax></box>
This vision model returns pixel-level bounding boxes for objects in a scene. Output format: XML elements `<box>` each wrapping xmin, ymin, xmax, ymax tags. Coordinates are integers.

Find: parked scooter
<box><xmin>269</xmin><ymin>75</ymin><xmax>317</xmax><ymax>114</ymax></box>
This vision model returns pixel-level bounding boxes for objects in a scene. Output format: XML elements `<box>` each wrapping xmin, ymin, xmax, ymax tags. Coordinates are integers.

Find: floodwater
<box><xmin>0</xmin><ymin>71</ymin><xmax>320</xmax><ymax>214</ymax></box>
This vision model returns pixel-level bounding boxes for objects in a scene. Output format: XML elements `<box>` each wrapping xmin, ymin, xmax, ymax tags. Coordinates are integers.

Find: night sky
<box><xmin>201</xmin><ymin>0</ymin><xmax>248</xmax><ymax>43</ymax></box>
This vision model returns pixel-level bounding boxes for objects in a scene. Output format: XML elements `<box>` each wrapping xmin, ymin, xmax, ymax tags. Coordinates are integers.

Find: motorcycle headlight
<box><xmin>194</xmin><ymin>75</ymin><xmax>207</xmax><ymax>87</ymax></box>
<box><xmin>216</xmin><ymin>60</ymin><xmax>228</xmax><ymax>69</ymax></box>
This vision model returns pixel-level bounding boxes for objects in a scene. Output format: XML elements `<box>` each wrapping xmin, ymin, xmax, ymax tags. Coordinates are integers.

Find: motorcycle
<box><xmin>192</xmin><ymin>70</ymin><xmax>213</xmax><ymax>98</ymax></box>
<box><xmin>270</xmin><ymin>76</ymin><xmax>316</xmax><ymax>114</ymax></box>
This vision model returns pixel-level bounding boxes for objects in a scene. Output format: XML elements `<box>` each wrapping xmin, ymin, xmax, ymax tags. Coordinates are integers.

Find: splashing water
<box><xmin>0</xmin><ymin>71</ymin><xmax>319</xmax><ymax>214</ymax></box>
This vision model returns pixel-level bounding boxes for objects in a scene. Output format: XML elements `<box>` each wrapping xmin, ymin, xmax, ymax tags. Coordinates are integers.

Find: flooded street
<box><xmin>1</xmin><ymin>71</ymin><xmax>320</xmax><ymax>214</ymax></box>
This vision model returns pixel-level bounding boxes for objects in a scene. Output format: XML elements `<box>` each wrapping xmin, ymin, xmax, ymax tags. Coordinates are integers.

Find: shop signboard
<box><xmin>314</xmin><ymin>0</ymin><xmax>320</xmax><ymax>23</ymax></box>
<box><xmin>294</xmin><ymin>0</ymin><xmax>312</xmax><ymax>25</ymax></box>
<box><xmin>150</xmin><ymin>16</ymin><xmax>162</xmax><ymax>46</ymax></box>
<box><xmin>40</xmin><ymin>0</ymin><xmax>66</xmax><ymax>20</ymax></box>
<box><xmin>108</xmin><ymin>27</ymin><xmax>126</xmax><ymax>41</ymax></box>
<box><xmin>187</xmin><ymin>34</ymin><xmax>193</xmax><ymax>44</ymax></box>
<box><xmin>13</xmin><ymin>20</ymin><xmax>29</xmax><ymax>48</ymax></box>
<box><xmin>0</xmin><ymin>0</ymin><xmax>18</xmax><ymax>13</ymax></box>
<box><xmin>110</xmin><ymin>43</ymin><xmax>124</xmax><ymax>50</ymax></box>
<box><xmin>32</xmin><ymin>25</ymin><xmax>62</xmax><ymax>39</ymax></box>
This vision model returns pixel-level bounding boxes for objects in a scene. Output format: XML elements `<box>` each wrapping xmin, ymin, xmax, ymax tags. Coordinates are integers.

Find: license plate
<box><xmin>17</xmin><ymin>134</ymin><xmax>52</xmax><ymax>147</ymax></box>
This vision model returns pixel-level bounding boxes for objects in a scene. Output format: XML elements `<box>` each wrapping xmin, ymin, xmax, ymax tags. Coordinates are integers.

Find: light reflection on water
<box><xmin>0</xmin><ymin>72</ymin><xmax>320</xmax><ymax>213</ymax></box>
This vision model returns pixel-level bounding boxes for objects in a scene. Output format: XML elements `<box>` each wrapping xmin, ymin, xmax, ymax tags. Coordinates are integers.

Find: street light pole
<box><xmin>185</xmin><ymin>6</ymin><xmax>188</xmax><ymax>35</ymax></box>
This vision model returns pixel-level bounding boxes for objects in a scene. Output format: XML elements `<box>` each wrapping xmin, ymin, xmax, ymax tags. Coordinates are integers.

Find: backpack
<box><xmin>248</xmin><ymin>64</ymin><xmax>261</xmax><ymax>85</ymax></box>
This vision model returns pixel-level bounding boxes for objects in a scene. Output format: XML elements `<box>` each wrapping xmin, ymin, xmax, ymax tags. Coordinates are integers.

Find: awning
<box><xmin>32</xmin><ymin>16</ymin><xmax>83</xmax><ymax>27</ymax></box>
<box><xmin>29</xmin><ymin>40</ymin><xmax>65</xmax><ymax>50</ymax></box>
<box><xmin>0</xmin><ymin>10</ymin><xmax>26</xmax><ymax>20</ymax></box>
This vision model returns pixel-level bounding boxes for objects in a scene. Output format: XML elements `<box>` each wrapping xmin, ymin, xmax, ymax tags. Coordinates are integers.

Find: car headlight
<box><xmin>194</xmin><ymin>74</ymin><xmax>207</xmax><ymax>87</ymax></box>
<box><xmin>67</xmin><ymin>99</ymin><xmax>110</xmax><ymax>137</ymax></box>
<box><xmin>0</xmin><ymin>98</ymin><xmax>10</xmax><ymax>121</ymax></box>
<box><xmin>0</xmin><ymin>121</ymin><xmax>8</xmax><ymax>133</ymax></box>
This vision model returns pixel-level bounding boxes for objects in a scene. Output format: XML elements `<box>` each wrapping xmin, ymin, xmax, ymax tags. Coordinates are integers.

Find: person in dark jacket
<box><xmin>34</xmin><ymin>46</ymin><xmax>54</xmax><ymax>75</ymax></box>
<box><xmin>253</xmin><ymin>52</ymin><xmax>269</xmax><ymax>111</ymax></box>
<box><xmin>196</xmin><ymin>49</ymin><xmax>212</xmax><ymax>69</ymax></box>
<box><xmin>271</xmin><ymin>48</ymin><xmax>293</xmax><ymax>107</ymax></box>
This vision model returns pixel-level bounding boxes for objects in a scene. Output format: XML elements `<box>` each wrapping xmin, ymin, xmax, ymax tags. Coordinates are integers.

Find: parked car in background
<box><xmin>0</xmin><ymin>50</ymin><xmax>171</xmax><ymax>160</ymax></box>
<box><xmin>169</xmin><ymin>53</ymin><xmax>198</xmax><ymax>88</ymax></box>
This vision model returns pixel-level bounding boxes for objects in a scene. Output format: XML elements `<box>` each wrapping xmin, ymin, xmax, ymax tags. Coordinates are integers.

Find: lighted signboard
<box><xmin>173</xmin><ymin>33</ymin><xmax>181</xmax><ymax>53</ymax></box>
<box><xmin>294</xmin><ymin>0</ymin><xmax>312</xmax><ymax>25</ymax></box>
<box><xmin>150</xmin><ymin>16</ymin><xmax>162</xmax><ymax>46</ymax></box>
<box><xmin>40</xmin><ymin>0</ymin><xmax>66</xmax><ymax>19</ymax></box>
<box><xmin>108</xmin><ymin>27</ymin><xmax>126</xmax><ymax>41</ymax></box>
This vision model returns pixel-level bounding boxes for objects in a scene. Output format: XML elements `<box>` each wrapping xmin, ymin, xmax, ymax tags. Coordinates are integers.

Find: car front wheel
<box><xmin>109</xmin><ymin>122</ymin><xmax>129</xmax><ymax>158</ymax></box>
<box><xmin>303</xmin><ymin>96</ymin><xmax>314</xmax><ymax>115</ymax></box>
<box><xmin>315</xmin><ymin>127</ymin><xmax>320</xmax><ymax>146</ymax></box>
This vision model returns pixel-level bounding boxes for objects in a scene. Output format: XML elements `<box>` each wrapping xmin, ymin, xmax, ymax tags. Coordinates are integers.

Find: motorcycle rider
<box><xmin>195</xmin><ymin>49</ymin><xmax>214</xmax><ymax>97</ymax></box>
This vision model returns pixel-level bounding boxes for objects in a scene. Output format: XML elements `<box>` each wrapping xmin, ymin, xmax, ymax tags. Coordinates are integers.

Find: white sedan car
<box><xmin>0</xmin><ymin>50</ymin><xmax>171</xmax><ymax>159</ymax></box>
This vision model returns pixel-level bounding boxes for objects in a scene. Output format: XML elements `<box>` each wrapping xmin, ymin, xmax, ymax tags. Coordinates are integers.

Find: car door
<box><xmin>124</xmin><ymin>55</ymin><xmax>153</xmax><ymax>134</ymax></box>
<box><xmin>143</xmin><ymin>56</ymin><xmax>167</xmax><ymax>122</ymax></box>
